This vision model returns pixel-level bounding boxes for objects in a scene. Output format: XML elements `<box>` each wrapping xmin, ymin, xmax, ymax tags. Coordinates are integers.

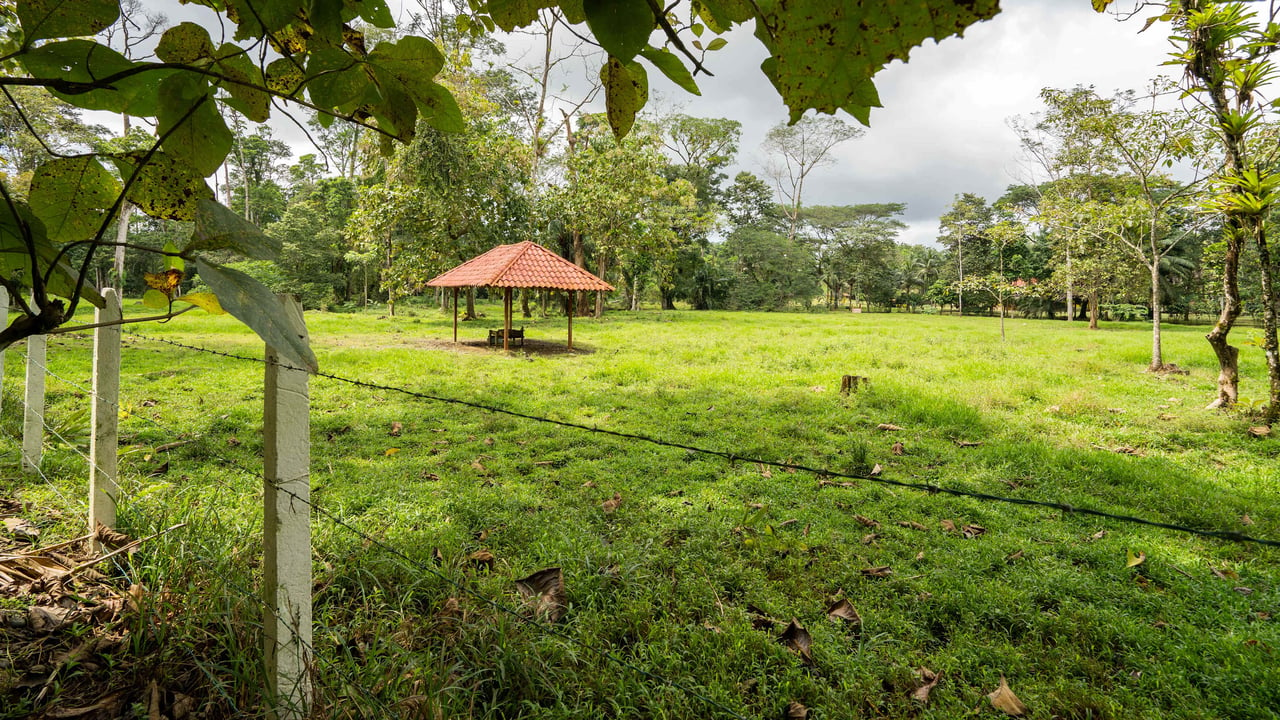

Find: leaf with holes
<box><xmin>144</xmin><ymin>269</ymin><xmax>183</xmax><ymax>299</ymax></box>
<box><xmin>110</xmin><ymin>152</ymin><xmax>215</xmax><ymax>221</ymax></box>
<box><xmin>27</xmin><ymin>156</ymin><xmax>120</xmax><ymax>242</ymax></box>
<box><xmin>600</xmin><ymin>56</ymin><xmax>648</xmax><ymax>138</ymax></box>
<box><xmin>826</xmin><ymin>598</ymin><xmax>861</xmax><ymax>628</ymax></box>
<box><xmin>1126</xmin><ymin>548</ymin><xmax>1147</xmax><ymax>568</ymax></box>
<box><xmin>156</xmin><ymin>22</ymin><xmax>216</xmax><ymax>63</ymax></box>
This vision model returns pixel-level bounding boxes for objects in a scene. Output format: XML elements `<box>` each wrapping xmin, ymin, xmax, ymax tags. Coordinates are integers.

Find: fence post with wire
<box><xmin>22</xmin><ymin>293</ymin><xmax>45</xmax><ymax>474</ymax></box>
<box><xmin>0</xmin><ymin>286</ymin><xmax>7</xmax><ymax>415</ymax></box>
<box><xmin>89</xmin><ymin>288</ymin><xmax>122</xmax><ymax>546</ymax></box>
<box><xmin>262</xmin><ymin>294</ymin><xmax>313</xmax><ymax>720</ymax></box>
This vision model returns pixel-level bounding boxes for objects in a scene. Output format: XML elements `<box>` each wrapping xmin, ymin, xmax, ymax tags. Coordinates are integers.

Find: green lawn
<box><xmin>2</xmin><ymin>304</ymin><xmax>1278</xmax><ymax>719</ymax></box>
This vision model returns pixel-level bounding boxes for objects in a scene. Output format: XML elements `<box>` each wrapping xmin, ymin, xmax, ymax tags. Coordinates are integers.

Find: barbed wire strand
<box><xmin>129</xmin><ymin>331</ymin><xmax>1280</xmax><ymax>551</ymax></box>
<box><xmin>17</xmin><ymin>354</ymin><xmax>399</xmax><ymax>718</ymax></box>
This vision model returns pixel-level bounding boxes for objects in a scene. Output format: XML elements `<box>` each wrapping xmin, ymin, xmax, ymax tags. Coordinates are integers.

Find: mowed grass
<box><xmin>2</xmin><ymin>303</ymin><xmax>1279</xmax><ymax>719</ymax></box>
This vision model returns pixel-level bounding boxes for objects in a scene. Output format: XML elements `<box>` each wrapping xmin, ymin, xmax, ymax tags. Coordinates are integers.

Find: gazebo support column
<box><xmin>503</xmin><ymin>287</ymin><xmax>512</xmax><ymax>351</ymax></box>
<box><xmin>567</xmin><ymin>290</ymin><xmax>574</xmax><ymax>351</ymax></box>
<box><xmin>452</xmin><ymin>288</ymin><xmax>458</xmax><ymax>343</ymax></box>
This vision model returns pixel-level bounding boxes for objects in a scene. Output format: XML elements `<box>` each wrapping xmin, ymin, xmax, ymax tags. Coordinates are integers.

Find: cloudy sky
<box><xmin>127</xmin><ymin>1</ymin><xmax>1174</xmax><ymax>247</ymax></box>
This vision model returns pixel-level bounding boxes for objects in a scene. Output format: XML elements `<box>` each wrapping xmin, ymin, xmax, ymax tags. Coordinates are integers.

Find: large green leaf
<box><xmin>583</xmin><ymin>0</ymin><xmax>652</xmax><ymax>62</ymax></box>
<box><xmin>110</xmin><ymin>151</ymin><xmax>215</xmax><ymax>221</ymax></box>
<box><xmin>17</xmin><ymin>0</ymin><xmax>119</xmax><ymax>43</ymax></box>
<box><xmin>305</xmin><ymin>47</ymin><xmax>367</xmax><ymax>109</ymax></box>
<box><xmin>21</xmin><ymin>40</ymin><xmax>170</xmax><ymax>116</ymax></box>
<box><xmin>0</xmin><ymin>199</ymin><xmax>104</xmax><ymax>308</ymax></box>
<box><xmin>27</xmin><ymin>157</ymin><xmax>121</xmax><ymax>243</ymax></box>
<box><xmin>367</xmin><ymin>37</ymin><xmax>462</xmax><ymax>131</ymax></box>
<box><xmin>215</xmin><ymin>45</ymin><xmax>271</xmax><ymax>122</ymax></box>
<box><xmin>752</xmin><ymin>0</ymin><xmax>1001</xmax><ymax>124</ymax></box>
<box><xmin>485</xmin><ymin>0</ymin><xmax>558</xmax><ymax>31</ymax></box>
<box><xmin>157</xmin><ymin>73</ymin><xmax>233</xmax><ymax>177</ymax></box>
<box><xmin>195</xmin><ymin>259</ymin><xmax>317</xmax><ymax>372</ymax></box>
<box><xmin>155</xmin><ymin>22</ymin><xmax>215</xmax><ymax>64</ymax></box>
<box><xmin>185</xmin><ymin>198</ymin><xmax>281</xmax><ymax>261</ymax></box>
<box><xmin>356</xmin><ymin>0</ymin><xmax>395</xmax><ymax>28</ymax></box>
<box><xmin>638</xmin><ymin>46</ymin><xmax>699</xmax><ymax>95</ymax></box>
<box><xmin>600</xmin><ymin>56</ymin><xmax>648</xmax><ymax>138</ymax></box>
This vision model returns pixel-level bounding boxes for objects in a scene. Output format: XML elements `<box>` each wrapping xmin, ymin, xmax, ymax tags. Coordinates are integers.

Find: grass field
<box><xmin>2</xmin><ymin>303</ymin><xmax>1279</xmax><ymax>719</ymax></box>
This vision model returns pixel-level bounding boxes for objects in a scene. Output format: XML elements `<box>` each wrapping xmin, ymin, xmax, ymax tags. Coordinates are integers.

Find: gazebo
<box><xmin>425</xmin><ymin>241</ymin><xmax>614</xmax><ymax>351</ymax></box>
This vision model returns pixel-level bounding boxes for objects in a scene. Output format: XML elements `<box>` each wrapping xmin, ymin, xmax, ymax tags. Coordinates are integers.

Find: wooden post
<box><xmin>0</xmin><ymin>287</ymin><xmax>7</xmax><ymax>417</ymax></box>
<box><xmin>452</xmin><ymin>288</ymin><xmax>458</xmax><ymax>343</ymax></box>
<box><xmin>503</xmin><ymin>287</ymin><xmax>512</xmax><ymax>351</ymax></box>
<box><xmin>567</xmin><ymin>290</ymin><xmax>574</xmax><ymax>351</ymax></box>
<box><xmin>263</xmin><ymin>295</ymin><xmax>311</xmax><ymax>720</ymax></box>
<box><xmin>89</xmin><ymin>289</ymin><xmax>122</xmax><ymax>545</ymax></box>
<box><xmin>22</xmin><ymin>300</ymin><xmax>46</xmax><ymax>475</ymax></box>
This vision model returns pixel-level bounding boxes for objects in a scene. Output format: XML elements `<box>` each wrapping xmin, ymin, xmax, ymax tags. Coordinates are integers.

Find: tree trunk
<box><xmin>521</xmin><ymin>288</ymin><xmax>531</xmax><ymax>319</ymax></box>
<box><xmin>1088</xmin><ymin>292</ymin><xmax>1099</xmax><ymax>330</ymax></box>
<box><xmin>1149</xmin><ymin>262</ymin><xmax>1164</xmax><ymax>371</ymax></box>
<box><xmin>1253</xmin><ymin>222</ymin><xmax>1280</xmax><ymax>421</ymax></box>
<box><xmin>465</xmin><ymin>288</ymin><xmax>476</xmax><ymax>320</ymax></box>
<box><xmin>595</xmin><ymin>254</ymin><xmax>607</xmax><ymax>318</ymax></box>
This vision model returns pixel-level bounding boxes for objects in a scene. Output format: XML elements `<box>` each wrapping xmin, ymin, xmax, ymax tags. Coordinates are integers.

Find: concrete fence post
<box><xmin>263</xmin><ymin>294</ymin><xmax>312</xmax><ymax>719</ymax></box>
<box><xmin>0</xmin><ymin>287</ymin><xmax>7</xmax><ymax>416</ymax></box>
<box><xmin>21</xmin><ymin>295</ymin><xmax>45</xmax><ymax>475</ymax></box>
<box><xmin>89</xmin><ymin>289</ymin><xmax>121</xmax><ymax>544</ymax></box>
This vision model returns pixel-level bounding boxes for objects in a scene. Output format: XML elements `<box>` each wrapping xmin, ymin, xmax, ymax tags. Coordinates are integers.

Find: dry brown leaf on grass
<box><xmin>861</xmin><ymin>533</ymin><xmax>880</xmax><ymax>545</ymax></box>
<box><xmin>826</xmin><ymin>598</ymin><xmax>861</xmax><ymax>628</ymax></box>
<box><xmin>778</xmin><ymin>619</ymin><xmax>813</xmax><ymax>662</ymax></box>
<box><xmin>785</xmin><ymin>700</ymin><xmax>808</xmax><ymax>718</ymax></box>
<box><xmin>515</xmin><ymin>567</ymin><xmax>566</xmax><ymax>622</ymax></box>
<box><xmin>3</xmin><ymin>517</ymin><xmax>39</xmax><ymax>540</ymax></box>
<box><xmin>891</xmin><ymin>442</ymin><xmax>905</xmax><ymax>456</ymax></box>
<box><xmin>898</xmin><ymin>521</ymin><xmax>928</xmax><ymax>531</ymax></box>
<box><xmin>1241</xmin><ymin>514</ymin><xmax>1254</xmax><ymax>525</ymax></box>
<box><xmin>1247</xmin><ymin>426</ymin><xmax>1271</xmax><ymax>437</ymax></box>
<box><xmin>389</xmin><ymin>421</ymin><xmax>403</xmax><ymax>437</ymax></box>
<box><xmin>467</xmin><ymin>550</ymin><xmax>495</xmax><ymax>571</ymax></box>
<box><xmin>953</xmin><ymin>439</ymin><xmax>982</xmax><ymax>447</ymax></box>
<box><xmin>854</xmin><ymin>515</ymin><xmax>880</xmax><ymax>528</ymax></box>
<box><xmin>759</xmin><ymin>463</ymin><xmax>773</xmax><ymax>479</ymax></box>
<box><xmin>1088</xmin><ymin>530</ymin><xmax>1107</xmax><ymax>542</ymax></box>
<box><xmin>912</xmin><ymin>667</ymin><xmax>941</xmax><ymax>703</ymax></box>
<box><xmin>747</xmin><ymin>604</ymin><xmax>778</xmax><ymax>631</ymax></box>
<box><xmin>602</xmin><ymin>492</ymin><xmax>622</xmax><ymax>513</ymax></box>
<box><xmin>582</xmin><ymin>481</ymin><xmax>596</xmax><ymax>488</ymax></box>
<box><xmin>93</xmin><ymin>523</ymin><xmax>131</xmax><ymax>549</ymax></box>
<box><xmin>962</xmin><ymin>524</ymin><xmax>987</xmax><ymax>539</ymax></box>
<box><xmin>1006</xmin><ymin>549</ymin><xmax>1025</xmax><ymax>562</ymax></box>
<box><xmin>987</xmin><ymin>676</ymin><xmax>1027</xmax><ymax>716</ymax></box>
<box><xmin>870</xmin><ymin>463</ymin><xmax>883</xmax><ymax>476</ymax></box>
<box><xmin>861</xmin><ymin>566</ymin><xmax>893</xmax><ymax>578</ymax></box>
<box><xmin>877</xmin><ymin>423</ymin><xmax>903</xmax><ymax>431</ymax></box>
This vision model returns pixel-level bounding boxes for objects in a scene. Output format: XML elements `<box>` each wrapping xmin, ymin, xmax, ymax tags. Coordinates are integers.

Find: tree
<box><xmin>938</xmin><ymin>193</ymin><xmax>996</xmax><ymax>314</ymax></box>
<box><xmin>1039</xmin><ymin>85</ymin><xmax>1208</xmax><ymax>371</ymax></box>
<box><xmin>762</xmin><ymin>116</ymin><xmax>861</xmax><ymax>242</ymax></box>
<box><xmin>0</xmin><ymin>0</ymin><xmax>1003</xmax><ymax>357</ymax></box>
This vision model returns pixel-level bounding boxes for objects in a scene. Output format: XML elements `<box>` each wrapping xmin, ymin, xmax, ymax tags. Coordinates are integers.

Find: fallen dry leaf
<box><xmin>1114</xmin><ymin>446</ymin><xmax>1143</xmax><ymax>456</ymax></box>
<box><xmin>1247</xmin><ymin>426</ymin><xmax>1271</xmax><ymax>437</ymax></box>
<box><xmin>1126</xmin><ymin>549</ymin><xmax>1147</xmax><ymax>568</ymax></box>
<box><xmin>953</xmin><ymin>439</ymin><xmax>982</xmax><ymax>447</ymax></box>
<box><xmin>389</xmin><ymin>421</ymin><xmax>403</xmax><ymax>437</ymax></box>
<box><xmin>912</xmin><ymin>667</ymin><xmax>941</xmax><ymax>704</ymax></box>
<box><xmin>877</xmin><ymin>423</ymin><xmax>903</xmax><ymax>431</ymax></box>
<box><xmin>940</xmin><ymin>519</ymin><xmax>957</xmax><ymax>532</ymax></box>
<box><xmin>759</xmin><ymin>463</ymin><xmax>773</xmax><ymax>479</ymax></box>
<box><xmin>914</xmin><ymin>551</ymin><xmax>925</xmax><ymax>561</ymax></box>
<box><xmin>870</xmin><ymin>463</ymin><xmax>883</xmax><ymax>476</ymax></box>
<box><xmin>778</xmin><ymin>619</ymin><xmax>813</xmax><ymax>662</ymax></box>
<box><xmin>785</xmin><ymin>700</ymin><xmax>808</xmax><ymax>719</ymax></box>
<box><xmin>467</xmin><ymin>550</ymin><xmax>495</xmax><ymax>571</ymax></box>
<box><xmin>1234</xmin><ymin>586</ymin><xmax>1254</xmax><ymax>595</ymax></box>
<box><xmin>582</xmin><ymin>481</ymin><xmax>597</xmax><ymax>488</ymax></box>
<box><xmin>602</xmin><ymin>492</ymin><xmax>622</xmax><ymax>513</ymax></box>
<box><xmin>1211</xmin><ymin>567</ymin><xmax>1239</xmax><ymax>581</ymax></box>
<box><xmin>891</xmin><ymin>442</ymin><xmax>905</xmax><ymax>456</ymax></box>
<box><xmin>861</xmin><ymin>533</ymin><xmax>880</xmax><ymax>545</ymax></box>
<box><xmin>3</xmin><ymin>517</ymin><xmax>39</xmax><ymax>540</ymax></box>
<box><xmin>1006</xmin><ymin>549</ymin><xmax>1025</xmax><ymax>562</ymax></box>
<box><xmin>854</xmin><ymin>515</ymin><xmax>880</xmax><ymax>528</ymax></box>
<box><xmin>962</xmin><ymin>524</ymin><xmax>987</xmax><ymax>539</ymax></box>
<box><xmin>898</xmin><ymin>520</ymin><xmax>928</xmax><ymax>531</ymax></box>
<box><xmin>515</xmin><ymin>567</ymin><xmax>566</xmax><ymax>622</ymax></box>
<box><xmin>861</xmin><ymin>566</ymin><xmax>893</xmax><ymax>578</ymax></box>
<box><xmin>1242</xmin><ymin>514</ymin><xmax>1254</xmax><ymax>525</ymax></box>
<box><xmin>987</xmin><ymin>676</ymin><xmax>1027</xmax><ymax>716</ymax></box>
<box><xmin>1088</xmin><ymin>530</ymin><xmax>1107</xmax><ymax>542</ymax></box>
<box><xmin>93</xmin><ymin>522</ymin><xmax>131</xmax><ymax>549</ymax></box>
<box><xmin>826</xmin><ymin>598</ymin><xmax>861</xmax><ymax>627</ymax></box>
<box><xmin>747</xmin><ymin>604</ymin><xmax>777</xmax><ymax>631</ymax></box>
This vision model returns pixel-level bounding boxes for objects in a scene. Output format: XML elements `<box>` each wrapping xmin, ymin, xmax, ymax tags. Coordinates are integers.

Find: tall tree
<box><xmin>938</xmin><ymin>193</ymin><xmax>996</xmax><ymax>314</ymax></box>
<box><xmin>762</xmin><ymin>116</ymin><xmax>861</xmax><ymax>242</ymax></box>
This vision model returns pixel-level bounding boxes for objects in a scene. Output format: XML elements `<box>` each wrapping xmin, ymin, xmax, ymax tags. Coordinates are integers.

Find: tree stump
<box><xmin>840</xmin><ymin>375</ymin><xmax>869</xmax><ymax>395</ymax></box>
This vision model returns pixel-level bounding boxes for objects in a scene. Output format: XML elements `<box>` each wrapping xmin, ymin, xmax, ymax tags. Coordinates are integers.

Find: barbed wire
<box><xmin>14</xmin><ymin>352</ymin><xmax>400</xmax><ymax>719</ymax></box>
<box><xmin>21</xmin><ymin>344</ymin><xmax>747</xmax><ymax>719</ymax></box>
<box><xmin>129</xmin><ymin>331</ymin><xmax>1280</xmax><ymax>551</ymax></box>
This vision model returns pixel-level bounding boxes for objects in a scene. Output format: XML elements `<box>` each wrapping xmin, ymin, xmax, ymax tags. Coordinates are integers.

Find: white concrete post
<box><xmin>89</xmin><ymin>289</ymin><xmax>121</xmax><ymax>544</ymax></box>
<box><xmin>0</xmin><ymin>287</ymin><xmax>7</xmax><ymax>416</ymax></box>
<box><xmin>21</xmin><ymin>300</ymin><xmax>46</xmax><ymax>475</ymax></box>
<box><xmin>263</xmin><ymin>294</ymin><xmax>311</xmax><ymax>720</ymax></box>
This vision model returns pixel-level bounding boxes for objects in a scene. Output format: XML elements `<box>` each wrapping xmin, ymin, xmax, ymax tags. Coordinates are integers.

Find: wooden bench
<box><xmin>488</xmin><ymin>327</ymin><xmax>524</xmax><ymax>347</ymax></box>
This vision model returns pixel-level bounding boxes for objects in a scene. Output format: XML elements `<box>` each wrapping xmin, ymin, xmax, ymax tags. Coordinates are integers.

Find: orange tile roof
<box><xmin>425</xmin><ymin>241</ymin><xmax>614</xmax><ymax>291</ymax></box>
